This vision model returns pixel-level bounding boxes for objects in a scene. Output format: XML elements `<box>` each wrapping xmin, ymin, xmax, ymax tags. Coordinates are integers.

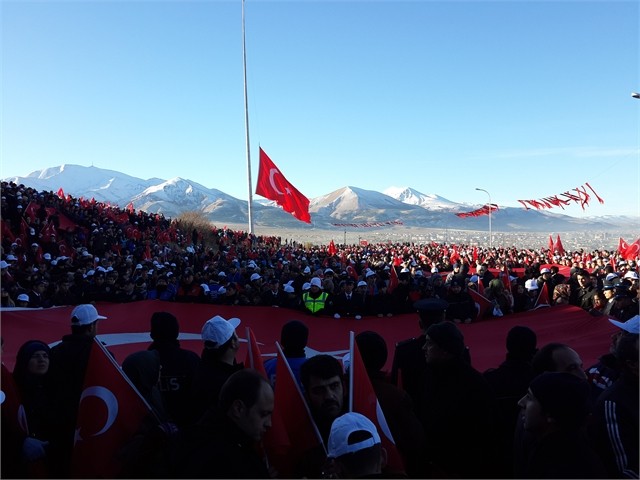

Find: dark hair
<box><xmin>506</xmin><ymin>326</ymin><xmax>537</xmax><ymax>362</ymax></box>
<box><xmin>334</xmin><ymin>430</ymin><xmax>382</xmax><ymax>476</ymax></box>
<box><xmin>281</xmin><ymin>320</ymin><xmax>309</xmax><ymax>358</ymax></box>
<box><xmin>218</xmin><ymin>368</ymin><xmax>271</xmax><ymax>413</ymax></box>
<box><xmin>355</xmin><ymin>331</ymin><xmax>387</xmax><ymax>373</ymax></box>
<box><xmin>300</xmin><ymin>354</ymin><xmax>343</xmax><ymax>391</ymax></box>
<box><xmin>150</xmin><ymin>311</ymin><xmax>179</xmax><ymax>341</ymax></box>
<box><xmin>532</xmin><ymin>342</ymin><xmax>570</xmax><ymax>376</ymax></box>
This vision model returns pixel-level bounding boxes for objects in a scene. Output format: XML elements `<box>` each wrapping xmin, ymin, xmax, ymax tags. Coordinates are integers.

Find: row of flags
<box><xmin>517</xmin><ymin>182</ymin><xmax>604</xmax><ymax>211</ymax></box>
<box><xmin>3</xmin><ymin>328</ymin><xmax>406</xmax><ymax>478</ymax></box>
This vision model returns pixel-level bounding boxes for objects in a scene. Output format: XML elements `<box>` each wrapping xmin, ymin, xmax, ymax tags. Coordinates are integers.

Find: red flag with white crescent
<box><xmin>534</xmin><ymin>282</ymin><xmax>551</xmax><ymax>308</ymax></box>
<box><xmin>349</xmin><ymin>332</ymin><xmax>405</xmax><ymax>475</ymax></box>
<box><xmin>267</xmin><ymin>342</ymin><xmax>324</xmax><ymax>477</ymax></box>
<box><xmin>71</xmin><ymin>339</ymin><xmax>153</xmax><ymax>478</ymax></box>
<box><xmin>256</xmin><ymin>148</ymin><xmax>311</xmax><ymax>223</ymax></box>
<box><xmin>468</xmin><ymin>288</ymin><xmax>493</xmax><ymax>321</ymax></box>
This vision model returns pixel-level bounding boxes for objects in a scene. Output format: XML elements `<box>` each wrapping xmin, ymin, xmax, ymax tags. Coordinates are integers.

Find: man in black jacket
<box><xmin>174</xmin><ymin>369</ymin><xmax>274</xmax><ymax>478</ymax></box>
<box><xmin>47</xmin><ymin>304</ymin><xmax>107</xmax><ymax>478</ymax></box>
<box><xmin>147</xmin><ymin>311</ymin><xmax>200</xmax><ymax>427</ymax></box>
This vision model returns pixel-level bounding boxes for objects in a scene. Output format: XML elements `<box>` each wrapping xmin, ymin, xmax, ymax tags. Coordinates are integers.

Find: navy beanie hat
<box><xmin>426</xmin><ymin>321</ymin><xmax>465</xmax><ymax>358</ymax></box>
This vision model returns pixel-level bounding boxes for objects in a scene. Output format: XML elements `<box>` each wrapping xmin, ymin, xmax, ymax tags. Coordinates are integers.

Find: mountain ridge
<box><xmin>3</xmin><ymin>164</ymin><xmax>634</xmax><ymax>232</ymax></box>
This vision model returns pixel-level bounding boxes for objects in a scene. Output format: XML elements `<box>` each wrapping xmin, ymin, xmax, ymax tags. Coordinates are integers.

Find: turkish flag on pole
<box><xmin>57</xmin><ymin>187</ymin><xmax>65</xmax><ymax>200</ymax></box>
<box><xmin>1</xmin><ymin>362</ymin><xmax>29</xmax><ymax>437</ymax></box>
<box><xmin>328</xmin><ymin>239</ymin><xmax>337</xmax><ymax>256</ymax></box>
<box><xmin>617</xmin><ymin>237</ymin><xmax>629</xmax><ymax>256</ymax></box>
<box><xmin>468</xmin><ymin>288</ymin><xmax>493</xmax><ymax>321</ymax></box>
<box><xmin>244</xmin><ymin>327</ymin><xmax>268</xmax><ymax>378</ymax></box>
<box><xmin>266</xmin><ymin>342</ymin><xmax>324</xmax><ymax>477</ymax></box>
<box><xmin>534</xmin><ymin>282</ymin><xmax>551</xmax><ymax>308</ymax></box>
<box><xmin>256</xmin><ymin>148</ymin><xmax>311</xmax><ymax>223</ymax></box>
<box><xmin>554</xmin><ymin>234</ymin><xmax>565</xmax><ymax>255</ymax></box>
<box><xmin>387</xmin><ymin>264</ymin><xmax>399</xmax><ymax>293</ymax></box>
<box><xmin>348</xmin><ymin>332</ymin><xmax>406</xmax><ymax>475</ymax></box>
<box><xmin>623</xmin><ymin>238</ymin><xmax>640</xmax><ymax>261</ymax></box>
<box><xmin>71</xmin><ymin>339</ymin><xmax>154</xmax><ymax>478</ymax></box>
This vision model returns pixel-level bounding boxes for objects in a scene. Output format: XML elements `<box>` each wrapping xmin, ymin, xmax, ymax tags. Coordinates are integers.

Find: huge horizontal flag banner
<box><xmin>1</xmin><ymin>301</ymin><xmax>615</xmax><ymax>376</ymax></box>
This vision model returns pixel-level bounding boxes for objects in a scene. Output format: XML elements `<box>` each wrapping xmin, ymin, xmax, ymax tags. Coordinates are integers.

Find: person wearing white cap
<box><xmin>302</xmin><ymin>277</ymin><xmax>329</xmax><ymax>315</ymax></box>
<box><xmin>590</xmin><ymin>317</ymin><xmax>639</xmax><ymax>478</ymax></box>
<box><xmin>16</xmin><ymin>293</ymin><xmax>30</xmax><ymax>307</ymax></box>
<box><xmin>192</xmin><ymin>315</ymin><xmax>243</xmax><ymax>421</ymax></box>
<box><xmin>47</xmin><ymin>304</ymin><xmax>107</xmax><ymax>477</ymax></box>
<box><xmin>325</xmin><ymin>412</ymin><xmax>384</xmax><ymax>478</ymax></box>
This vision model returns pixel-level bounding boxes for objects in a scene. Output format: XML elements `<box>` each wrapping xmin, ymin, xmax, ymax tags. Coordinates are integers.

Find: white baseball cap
<box><xmin>17</xmin><ymin>293</ymin><xmax>29</xmax><ymax>302</ymax></box>
<box><xmin>327</xmin><ymin>412</ymin><xmax>381</xmax><ymax>459</ymax></box>
<box><xmin>525</xmin><ymin>279</ymin><xmax>539</xmax><ymax>291</ymax></box>
<box><xmin>71</xmin><ymin>304</ymin><xmax>107</xmax><ymax>326</ymax></box>
<box><xmin>201</xmin><ymin>315</ymin><xmax>241</xmax><ymax>348</ymax></box>
<box><xmin>357</xmin><ymin>280</ymin><xmax>367</xmax><ymax>288</ymax></box>
<box><xmin>310</xmin><ymin>277</ymin><xmax>323</xmax><ymax>289</ymax></box>
<box><xmin>623</xmin><ymin>271</ymin><xmax>639</xmax><ymax>280</ymax></box>
<box><xmin>250</xmin><ymin>273</ymin><xmax>262</xmax><ymax>282</ymax></box>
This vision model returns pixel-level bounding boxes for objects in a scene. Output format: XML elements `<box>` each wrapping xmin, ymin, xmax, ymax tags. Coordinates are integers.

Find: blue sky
<box><xmin>2</xmin><ymin>0</ymin><xmax>639</xmax><ymax>217</ymax></box>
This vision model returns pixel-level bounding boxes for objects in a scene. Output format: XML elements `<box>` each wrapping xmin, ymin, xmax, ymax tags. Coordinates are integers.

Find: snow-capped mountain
<box><xmin>2</xmin><ymin>164</ymin><xmax>631</xmax><ymax>232</ymax></box>
<box><xmin>384</xmin><ymin>186</ymin><xmax>466</xmax><ymax>211</ymax></box>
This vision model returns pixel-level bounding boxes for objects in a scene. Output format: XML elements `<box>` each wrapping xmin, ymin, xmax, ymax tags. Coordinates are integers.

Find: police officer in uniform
<box><xmin>391</xmin><ymin>298</ymin><xmax>448</xmax><ymax>406</ymax></box>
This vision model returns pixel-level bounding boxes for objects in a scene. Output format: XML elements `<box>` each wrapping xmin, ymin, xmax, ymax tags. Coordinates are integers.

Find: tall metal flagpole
<box><xmin>242</xmin><ymin>0</ymin><xmax>254</xmax><ymax>234</ymax></box>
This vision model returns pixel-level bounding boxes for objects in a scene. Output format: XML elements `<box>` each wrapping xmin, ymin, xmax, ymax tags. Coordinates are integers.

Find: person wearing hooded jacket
<box><xmin>147</xmin><ymin>311</ymin><xmax>200</xmax><ymax>427</ymax></box>
<box><xmin>12</xmin><ymin>340</ymin><xmax>55</xmax><ymax>477</ymax></box>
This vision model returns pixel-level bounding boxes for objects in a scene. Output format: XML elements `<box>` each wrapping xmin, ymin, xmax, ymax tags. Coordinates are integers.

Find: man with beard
<box><xmin>297</xmin><ymin>354</ymin><xmax>346</xmax><ymax>478</ymax></box>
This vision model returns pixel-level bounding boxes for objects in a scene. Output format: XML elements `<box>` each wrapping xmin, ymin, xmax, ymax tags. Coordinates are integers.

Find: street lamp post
<box><xmin>475</xmin><ymin>188</ymin><xmax>492</xmax><ymax>249</ymax></box>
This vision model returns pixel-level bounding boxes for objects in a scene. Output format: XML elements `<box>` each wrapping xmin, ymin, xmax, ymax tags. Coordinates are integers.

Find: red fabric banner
<box><xmin>0</xmin><ymin>301</ymin><xmax>614</xmax><ymax>378</ymax></box>
<box><xmin>256</xmin><ymin>148</ymin><xmax>311</xmax><ymax>223</ymax></box>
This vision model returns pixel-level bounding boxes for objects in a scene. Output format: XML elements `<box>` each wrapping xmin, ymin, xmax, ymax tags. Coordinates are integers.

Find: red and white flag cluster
<box><xmin>517</xmin><ymin>182</ymin><xmax>604</xmax><ymax>211</ymax></box>
<box><xmin>455</xmin><ymin>204</ymin><xmax>498</xmax><ymax>218</ymax></box>
<box><xmin>618</xmin><ymin>237</ymin><xmax>640</xmax><ymax>261</ymax></box>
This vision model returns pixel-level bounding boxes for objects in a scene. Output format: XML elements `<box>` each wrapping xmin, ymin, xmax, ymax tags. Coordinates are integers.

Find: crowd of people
<box><xmin>1</xmin><ymin>180</ymin><xmax>639</xmax><ymax>478</ymax></box>
<box><xmin>1</xmin><ymin>181</ymin><xmax>638</xmax><ymax>323</ymax></box>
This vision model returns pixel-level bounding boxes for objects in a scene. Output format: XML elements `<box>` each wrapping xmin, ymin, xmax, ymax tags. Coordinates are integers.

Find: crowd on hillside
<box><xmin>2</xmin><ymin>180</ymin><xmax>639</xmax><ymax>479</ymax></box>
<box><xmin>1</xmin><ymin>180</ymin><xmax>639</xmax><ymax>322</ymax></box>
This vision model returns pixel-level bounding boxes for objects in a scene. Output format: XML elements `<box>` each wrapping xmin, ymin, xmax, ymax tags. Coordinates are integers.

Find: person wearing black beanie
<box><xmin>147</xmin><ymin>311</ymin><xmax>200</xmax><ymax>427</ymax></box>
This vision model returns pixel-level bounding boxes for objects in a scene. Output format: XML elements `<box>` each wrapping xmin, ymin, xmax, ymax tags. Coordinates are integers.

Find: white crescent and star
<box><xmin>269</xmin><ymin>168</ymin><xmax>292</xmax><ymax>196</ymax></box>
<box><xmin>74</xmin><ymin>386</ymin><xmax>118</xmax><ymax>444</ymax></box>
